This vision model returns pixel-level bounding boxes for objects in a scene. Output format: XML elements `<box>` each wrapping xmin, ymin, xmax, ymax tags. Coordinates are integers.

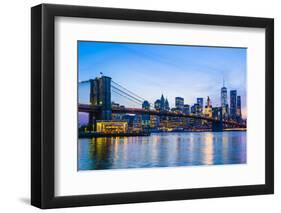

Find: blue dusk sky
<box><xmin>78</xmin><ymin>41</ymin><xmax>247</xmax><ymax>118</ymax></box>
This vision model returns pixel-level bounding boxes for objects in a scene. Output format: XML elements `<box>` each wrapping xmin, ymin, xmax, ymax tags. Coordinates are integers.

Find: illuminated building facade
<box><xmin>183</xmin><ymin>104</ymin><xmax>190</xmax><ymax>115</ymax></box>
<box><xmin>194</xmin><ymin>103</ymin><xmax>201</xmax><ymax>115</ymax></box>
<box><xmin>212</xmin><ymin>107</ymin><xmax>220</xmax><ymax>119</ymax></box>
<box><xmin>96</xmin><ymin>121</ymin><xmax>128</xmax><ymax>133</ymax></box>
<box><xmin>112</xmin><ymin>113</ymin><xmax>122</xmax><ymax>121</ymax></box>
<box><xmin>122</xmin><ymin>114</ymin><xmax>142</xmax><ymax>132</ymax></box>
<box><xmin>197</xmin><ymin>97</ymin><xmax>204</xmax><ymax>115</ymax></box>
<box><xmin>142</xmin><ymin>100</ymin><xmax>150</xmax><ymax>128</ymax></box>
<box><xmin>150</xmin><ymin>115</ymin><xmax>160</xmax><ymax>129</ymax></box>
<box><xmin>141</xmin><ymin>116</ymin><xmax>150</xmax><ymax>128</ymax></box>
<box><xmin>190</xmin><ymin>103</ymin><xmax>202</xmax><ymax>127</ymax></box>
<box><xmin>175</xmin><ymin>97</ymin><xmax>184</xmax><ymax>111</ymax></box>
<box><xmin>236</xmin><ymin>95</ymin><xmax>242</xmax><ymax>121</ymax></box>
<box><xmin>221</xmin><ymin>85</ymin><xmax>228</xmax><ymax>119</ymax></box>
<box><xmin>204</xmin><ymin>96</ymin><xmax>212</xmax><ymax>118</ymax></box>
<box><xmin>230</xmin><ymin>90</ymin><xmax>237</xmax><ymax>120</ymax></box>
<box><xmin>133</xmin><ymin>115</ymin><xmax>143</xmax><ymax>132</ymax></box>
<box><xmin>80</xmin><ymin>75</ymin><xmax>246</xmax><ymax>134</ymax></box>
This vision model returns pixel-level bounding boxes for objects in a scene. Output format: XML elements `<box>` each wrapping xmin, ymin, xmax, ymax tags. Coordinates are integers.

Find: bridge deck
<box><xmin>78</xmin><ymin>104</ymin><xmax>246</xmax><ymax>128</ymax></box>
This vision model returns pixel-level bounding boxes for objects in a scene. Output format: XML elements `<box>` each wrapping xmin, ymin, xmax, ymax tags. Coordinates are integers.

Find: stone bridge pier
<box><xmin>88</xmin><ymin>76</ymin><xmax>112</xmax><ymax>129</ymax></box>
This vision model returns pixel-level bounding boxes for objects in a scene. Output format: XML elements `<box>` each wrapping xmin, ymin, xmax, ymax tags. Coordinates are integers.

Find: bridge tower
<box><xmin>212</xmin><ymin>108</ymin><xmax>223</xmax><ymax>132</ymax></box>
<box><xmin>88</xmin><ymin>76</ymin><xmax>112</xmax><ymax>127</ymax></box>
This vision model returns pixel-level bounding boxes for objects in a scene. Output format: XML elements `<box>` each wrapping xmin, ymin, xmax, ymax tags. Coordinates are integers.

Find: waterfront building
<box><xmin>183</xmin><ymin>104</ymin><xmax>190</xmax><ymax>115</ymax></box>
<box><xmin>96</xmin><ymin>121</ymin><xmax>128</xmax><ymax>134</ymax></box>
<box><xmin>221</xmin><ymin>84</ymin><xmax>228</xmax><ymax>119</ymax></box>
<box><xmin>230</xmin><ymin>90</ymin><xmax>237</xmax><ymax>120</ymax></box>
<box><xmin>142</xmin><ymin>100</ymin><xmax>150</xmax><ymax>110</ymax></box>
<box><xmin>112</xmin><ymin>113</ymin><xmax>123</xmax><ymax>121</ymax></box>
<box><xmin>122</xmin><ymin>114</ymin><xmax>143</xmax><ymax>133</ymax></box>
<box><xmin>154</xmin><ymin>99</ymin><xmax>161</xmax><ymax>111</ymax></box>
<box><xmin>150</xmin><ymin>115</ymin><xmax>160</xmax><ymax>129</ymax></box>
<box><xmin>160</xmin><ymin>117</ymin><xmax>184</xmax><ymax>131</ymax></box>
<box><xmin>197</xmin><ymin>98</ymin><xmax>204</xmax><ymax>115</ymax></box>
<box><xmin>133</xmin><ymin>115</ymin><xmax>143</xmax><ymax>132</ymax></box>
<box><xmin>141</xmin><ymin>101</ymin><xmax>151</xmax><ymax>128</ymax></box>
<box><xmin>111</xmin><ymin>102</ymin><xmax>126</xmax><ymax>121</ymax></box>
<box><xmin>122</xmin><ymin>114</ymin><xmax>135</xmax><ymax>132</ymax></box>
<box><xmin>204</xmin><ymin>96</ymin><xmax>212</xmax><ymax>118</ymax></box>
<box><xmin>236</xmin><ymin>95</ymin><xmax>242</xmax><ymax>121</ymax></box>
<box><xmin>141</xmin><ymin>114</ymin><xmax>150</xmax><ymax>128</ymax></box>
<box><xmin>175</xmin><ymin>97</ymin><xmax>184</xmax><ymax>111</ymax></box>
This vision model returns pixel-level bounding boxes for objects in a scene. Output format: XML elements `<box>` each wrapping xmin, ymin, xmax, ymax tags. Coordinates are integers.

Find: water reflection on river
<box><xmin>78</xmin><ymin>131</ymin><xmax>246</xmax><ymax>170</ymax></box>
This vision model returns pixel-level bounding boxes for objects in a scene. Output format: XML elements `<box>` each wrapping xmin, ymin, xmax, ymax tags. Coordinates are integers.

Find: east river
<box><xmin>78</xmin><ymin>131</ymin><xmax>246</xmax><ymax>170</ymax></box>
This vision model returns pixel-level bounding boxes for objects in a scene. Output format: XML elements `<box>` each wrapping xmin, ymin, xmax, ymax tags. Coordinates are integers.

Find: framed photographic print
<box><xmin>31</xmin><ymin>4</ymin><xmax>274</xmax><ymax>209</ymax></box>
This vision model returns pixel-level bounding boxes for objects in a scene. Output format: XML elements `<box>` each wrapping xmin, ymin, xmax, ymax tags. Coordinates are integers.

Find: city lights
<box><xmin>78</xmin><ymin>76</ymin><xmax>246</xmax><ymax>136</ymax></box>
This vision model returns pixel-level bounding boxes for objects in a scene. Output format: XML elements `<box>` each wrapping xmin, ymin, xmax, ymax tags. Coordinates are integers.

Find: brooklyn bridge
<box><xmin>78</xmin><ymin>76</ymin><xmax>246</xmax><ymax>133</ymax></box>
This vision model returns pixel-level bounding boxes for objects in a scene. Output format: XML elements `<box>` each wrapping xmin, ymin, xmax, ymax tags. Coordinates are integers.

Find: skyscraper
<box><xmin>221</xmin><ymin>84</ymin><xmax>228</xmax><ymax>119</ymax></box>
<box><xmin>191</xmin><ymin>104</ymin><xmax>195</xmax><ymax>114</ymax></box>
<box><xmin>204</xmin><ymin>96</ymin><xmax>212</xmax><ymax>118</ymax></box>
<box><xmin>175</xmin><ymin>97</ymin><xmax>184</xmax><ymax>111</ymax></box>
<box><xmin>164</xmin><ymin>98</ymin><xmax>170</xmax><ymax>111</ymax></box>
<box><xmin>183</xmin><ymin>104</ymin><xmax>190</xmax><ymax>115</ymax></box>
<box><xmin>212</xmin><ymin>107</ymin><xmax>221</xmax><ymax>119</ymax></box>
<box><xmin>193</xmin><ymin>103</ymin><xmax>202</xmax><ymax>127</ymax></box>
<box><xmin>142</xmin><ymin>101</ymin><xmax>150</xmax><ymax>128</ymax></box>
<box><xmin>194</xmin><ymin>103</ymin><xmax>201</xmax><ymax>115</ymax></box>
<box><xmin>197</xmin><ymin>98</ymin><xmax>204</xmax><ymax>115</ymax></box>
<box><xmin>160</xmin><ymin>94</ymin><xmax>165</xmax><ymax>111</ymax></box>
<box><xmin>236</xmin><ymin>95</ymin><xmax>242</xmax><ymax>120</ymax></box>
<box><xmin>230</xmin><ymin>90</ymin><xmax>237</xmax><ymax>120</ymax></box>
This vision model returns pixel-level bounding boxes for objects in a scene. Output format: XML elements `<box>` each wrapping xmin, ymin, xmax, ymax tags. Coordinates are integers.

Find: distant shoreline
<box><xmin>79</xmin><ymin>132</ymin><xmax>150</xmax><ymax>138</ymax></box>
<box><xmin>79</xmin><ymin>129</ymin><xmax>246</xmax><ymax>138</ymax></box>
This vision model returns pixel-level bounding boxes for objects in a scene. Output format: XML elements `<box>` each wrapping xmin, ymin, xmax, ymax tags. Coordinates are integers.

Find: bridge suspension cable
<box><xmin>112</xmin><ymin>80</ymin><xmax>153</xmax><ymax>106</ymax></box>
<box><xmin>78</xmin><ymin>79</ymin><xmax>152</xmax><ymax>106</ymax></box>
<box><xmin>111</xmin><ymin>89</ymin><xmax>142</xmax><ymax>105</ymax></box>
<box><xmin>79</xmin><ymin>80</ymin><xmax>91</xmax><ymax>84</ymax></box>
<box><xmin>111</xmin><ymin>85</ymin><xmax>143</xmax><ymax>103</ymax></box>
<box><xmin>111</xmin><ymin>80</ymin><xmax>147</xmax><ymax>101</ymax></box>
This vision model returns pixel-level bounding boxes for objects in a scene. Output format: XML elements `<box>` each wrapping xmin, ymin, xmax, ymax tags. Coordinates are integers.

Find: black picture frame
<box><xmin>31</xmin><ymin>3</ymin><xmax>274</xmax><ymax>209</ymax></box>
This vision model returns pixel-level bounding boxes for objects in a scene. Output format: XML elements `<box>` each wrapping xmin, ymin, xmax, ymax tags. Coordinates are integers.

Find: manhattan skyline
<box><xmin>78</xmin><ymin>41</ymin><xmax>247</xmax><ymax>118</ymax></box>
